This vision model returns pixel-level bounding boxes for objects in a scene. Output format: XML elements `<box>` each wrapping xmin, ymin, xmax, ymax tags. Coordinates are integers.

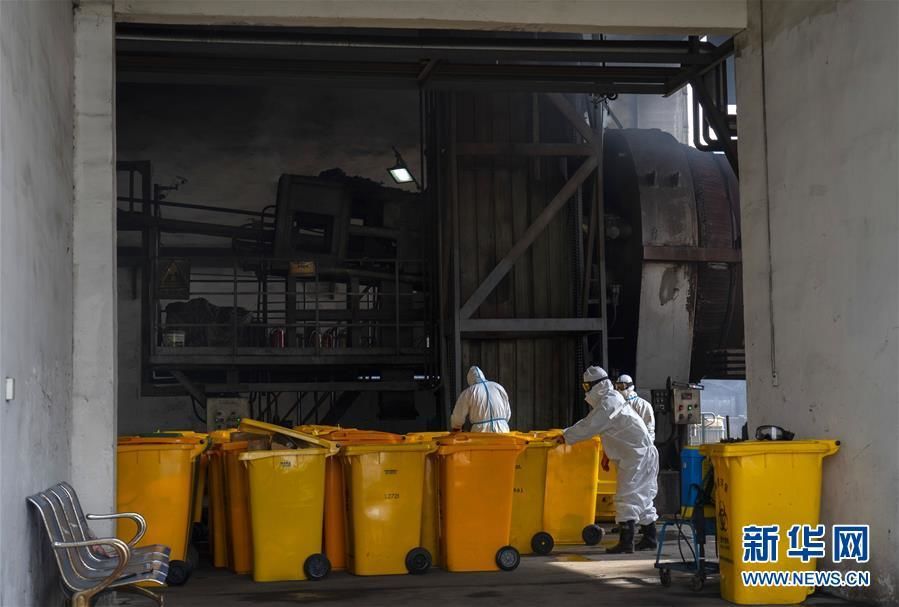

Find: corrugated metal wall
<box><xmin>449</xmin><ymin>92</ymin><xmax>581</xmax><ymax>430</ymax></box>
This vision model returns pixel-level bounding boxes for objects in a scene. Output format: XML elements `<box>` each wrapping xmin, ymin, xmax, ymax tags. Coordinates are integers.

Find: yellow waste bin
<box><xmin>316</xmin><ymin>429</ymin><xmax>405</xmax><ymax>571</ymax></box>
<box><xmin>540</xmin><ymin>430</ymin><xmax>604</xmax><ymax>546</ymax></box>
<box><xmin>509</xmin><ymin>432</ymin><xmax>555</xmax><ymax>555</ymax></box>
<box><xmin>406</xmin><ymin>431</ymin><xmax>450</xmax><ymax>567</ymax></box>
<box><xmin>206</xmin><ymin>430</ymin><xmax>236</xmax><ymax>568</ymax></box>
<box><xmin>340</xmin><ymin>441</ymin><xmax>435</xmax><ymax>575</ymax></box>
<box><xmin>207</xmin><ymin>448</ymin><xmax>228</xmax><ymax>568</ymax></box>
<box><xmin>116</xmin><ymin>433</ymin><xmax>208</xmax><ymax>585</ymax></box>
<box><xmin>241</xmin><ymin>445</ymin><xmax>337</xmax><ymax>582</ymax></box>
<box><xmin>702</xmin><ymin>440</ymin><xmax>840</xmax><ymax>605</ymax></box>
<box><xmin>237</xmin><ymin>420</ymin><xmax>341</xmax><ymax>581</ymax></box>
<box><xmin>294</xmin><ymin>423</ymin><xmax>356</xmax><ymax>570</ymax></box>
<box><xmin>221</xmin><ymin>441</ymin><xmax>255</xmax><ymax>575</ymax></box>
<box><xmin>595</xmin><ymin>439</ymin><xmax>617</xmax><ymax>522</ymax></box>
<box><xmin>436</xmin><ymin>433</ymin><xmax>526</xmax><ymax>572</ymax></box>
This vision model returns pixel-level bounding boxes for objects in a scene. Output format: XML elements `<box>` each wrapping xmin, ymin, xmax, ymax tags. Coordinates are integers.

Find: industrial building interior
<box><xmin>0</xmin><ymin>2</ymin><xmax>896</xmax><ymax>607</ymax></box>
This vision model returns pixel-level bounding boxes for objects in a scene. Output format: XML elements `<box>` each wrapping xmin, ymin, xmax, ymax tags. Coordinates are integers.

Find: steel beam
<box><xmin>117</xmin><ymin>211</ymin><xmax>272</xmax><ymax>240</ymax></box>
<box><xmin>170</xmin><ymin>370</ymin><xmax>206</xmax><ymax>405</ymax></box>
<box><xmin>321</xmin><ymin>391</ymin><xmax>362</xmax><ymax>425</ymax></box>
<box><xmin>460</xmin><ymin>318</ymin><xmax>604</xmax><ymax>335</ymax></box>
<box><xmin>117</xmin><ymin>55</ymin><xmax>678</xmax><ymax>93</ymax></box>
<box><xmin>546</xmin><ymin>93</ymin><xmax>595</xmax><ymax>144</ymax></box>
<box><xmin>459</xmin><ymin>154</ymin><xmax>598</xmax><ymax>320</ymax></box>
<box><xmin>665</xmin><ymin>37</ymin><xmax>734</xmax><ymax>95</ymax></box>
<box><xmin>150</xmin><ymin>351</ymin><xmax>426</xmax><ymax>367</ymax></box>
<box><xmin>691</xmin><ymin>75</ymin><xmax>739</xmax><ymax>176</ymax></box>
<box><xmin>118</xmin><ymin>28</ymin><xmax>721</xmax><ymax>65</ymax></box>
<box><xmin>456</xmin><ymin>142</ymin><xmax>594</xmax><ymax>157</ymax></box>
<box><xmin>203</xmin><ymin>381</ymin><xmax>423</xmax><ymax>392</ymax></box>
<box><xmin>643</xmin><ymin>245</ymin><xmax>741</xmax><ymax>263</ymax></box>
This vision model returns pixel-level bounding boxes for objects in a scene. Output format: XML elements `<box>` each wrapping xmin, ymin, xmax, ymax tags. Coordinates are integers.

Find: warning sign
<box><xmin>157</xmin><ymin>259</ymin><xmax>191</xmax><ymax>299</ymax></box>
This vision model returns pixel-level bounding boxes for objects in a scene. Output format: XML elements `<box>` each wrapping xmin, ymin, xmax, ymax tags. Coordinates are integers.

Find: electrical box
<box><xmin>673</xmin><ymin>386</ymin><xmax>702</xmax><ymax>424</ymax></box>
<box><xmin>651</xmin><ymin>389</ymin><xmax>670</xmax><ymax>414</ymax></box>
<box><xmin>207</xmin><ymin>397</ymin><xmax>250</xmax><ymax>432</ymax></box>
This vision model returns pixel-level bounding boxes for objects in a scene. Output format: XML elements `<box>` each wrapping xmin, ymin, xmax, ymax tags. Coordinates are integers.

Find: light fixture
<box><xmin>387</xmin><ymin>146</ymin><xmax>420</xmax><ymax>189</ymax></box>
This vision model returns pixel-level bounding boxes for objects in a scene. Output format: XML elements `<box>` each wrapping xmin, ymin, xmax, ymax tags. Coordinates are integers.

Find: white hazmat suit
<box><xmin>563</xmin><ymin>368</ymin><xmax>658</xmax><ymax>525</ymax></box>
<box><xmin>618</xmin><ymin>374</ymin><xmax>656</xmax><ymax>443</ymax></box>
<box><xmin>450</xmin><ymin>366</ymin><xmax>511</xmax><ymax>433</ymax></box>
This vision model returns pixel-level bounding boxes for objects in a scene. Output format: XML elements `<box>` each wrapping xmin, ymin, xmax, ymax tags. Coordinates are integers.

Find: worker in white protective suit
<box><xmin>616</xmin><ymin>374</ymin><xmax>656</xmax><ymax>443</ymax></box>
<box><xmin>558</xmin><ymin>366</ymin><xmax>659</xmax><ymax>553</ymax></box>
<box><xmin>450</xmin><ymin>366</ymin><xmax>512</xmax><ymax>433</ymax></box>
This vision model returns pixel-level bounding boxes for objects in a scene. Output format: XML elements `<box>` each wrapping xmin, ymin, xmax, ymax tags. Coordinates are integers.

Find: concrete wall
<box><xmin>0</xmin><ymin>1</ymin><xmax>74</xmax><ymax>604</ymax></box>
<box><xmin>113</xmin><ymin>0</ymin><xmax>747</xmax><ymax>34</ymax></box>
<box><xmin>736</xmin><ymin>1</ymin><xmax>898</xmax><ymax>603</ymax></box>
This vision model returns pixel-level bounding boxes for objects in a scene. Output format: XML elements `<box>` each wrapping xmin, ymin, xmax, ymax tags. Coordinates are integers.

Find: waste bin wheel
<box><xmin>690</xmin><ymin>573</ymin><xmax>705</xmax><ymax>592</ymax></box>
<box><xmin>531</xmin><ymin>532</ymin><xmax>554</xmax><ymax>556</ymax></box>
<box><xmin>186</xmin><ymin>544</ymin><xmax>200</xmax><ymax>570</ymax></box>
<box><xmin>303</xmin><ymin>553</ymin><xmax>331</xmax><ymax>581</ymax></box>
<box><xmin>191</xmin><ymin>521</ymin><xmax>208</xmax><ymax>544</ymax></box>
<box><xmin>405</xmin><ymin>547</ymin><xmax>432</xmax><ymax>574</ymax></box>
<box><xmin>582</xmin><ymin>524</ymin><xmax>604</xmax><ymax>546</ymax></box>
<box><xmin>166</xmin><ymin>560</ymin><xmax>192</xmax><ymax>586</ymax></box>
<box><xmin>495</xmin><ymin>546</ymin><xmax>521</xmax><ymax>571</ymax></box>
<box><xmin>659</xmin><ymin>568</ymin><xmax>672</xmax><ymax>587</ymax></box>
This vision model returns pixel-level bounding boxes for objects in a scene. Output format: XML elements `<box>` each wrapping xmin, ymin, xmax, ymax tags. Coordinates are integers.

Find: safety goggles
<box><xmin>582</xmin><ymin>376</ymin><xmax>608</xmax><ymax>392</ymax></box>
<box><xmin>755</xmin><ymin>425</ymin><xmax>795</xmax><ymax>441</ymax></box>
<box><xmin>615</xmin><ymin>382</ymin><xmax>632</xmax><ymax>391</ymax></box>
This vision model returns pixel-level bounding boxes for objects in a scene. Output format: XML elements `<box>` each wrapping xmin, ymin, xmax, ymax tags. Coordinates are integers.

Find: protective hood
<box><xmin>585</xmin><ymin>378</ymin><xmax>622</xmax><ymax>414</ymax></box>
<box><xmin>467</xmin><ymin>366</ymin><xmax>487</xmax><ymax>386</ymax></box>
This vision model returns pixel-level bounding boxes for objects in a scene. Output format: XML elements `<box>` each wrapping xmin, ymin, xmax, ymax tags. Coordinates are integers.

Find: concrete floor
<box><xmin>110</xmin><ymin>536</ymin><xmax>864</xmax><ymax>607</ymax></box>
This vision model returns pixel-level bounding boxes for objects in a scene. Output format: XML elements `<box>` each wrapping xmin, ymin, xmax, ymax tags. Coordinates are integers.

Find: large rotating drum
<box><xmin>603</xmin><ymin>129</ymin><xmax>743</xmax><ymax>389</ymax></box>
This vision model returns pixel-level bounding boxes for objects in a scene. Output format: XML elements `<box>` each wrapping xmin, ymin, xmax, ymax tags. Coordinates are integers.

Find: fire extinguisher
<box><xmin>270</xmin><ymin>328</ymin><xmax>285</xmax><ymax>348</ymax></box>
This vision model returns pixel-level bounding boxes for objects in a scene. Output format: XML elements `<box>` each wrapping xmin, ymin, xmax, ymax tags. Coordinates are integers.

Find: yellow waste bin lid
<box><xmin>406</xmin><ymin>431</ymin><xmax>450</xmax><ymax>440</ymax></box>
<box><xmin>239</xmin><ymin>448</ymin><xmax>333</xmax><ymax>462</ymax></box>
<box><xmin>118</xmin><ymin>432</ymin><xmax>209</xmax><ymax>456</ymax></box>
<box><xmin>209</xmin><ymin>429</ymin><xmax>237</xmax><ymax>444</ymax></box>
<box><xmin>436</xmin><ymin>432</ymin><xmax>527</xmax><ymax>453</ymax></box>
<box><xmin>340</xmin><ymin>442</ymin><xmax>435</xmax><ymax>456</ymax></box>
<box><xmin>510</xmin><ymin>431</ymin><xmax>556</xmax><ymax>448</ymax></box>
<box><xmin>116</xmin><ymin>442</ymin><xmax>198</xmax><ymax>454</ymax></box>
<box><xmin>326</xmin><ymin>429</ymin><xmax>405</xmax><ymax>445</ymax></box>
<box><xmin>701</xmin><ymin>439</ymin><xmax>840</xmax><ymax>458</ymax></box>
<box><xmin>238</xmin><ymin>419</ymin><xmax>338</xmax><ymax>453</ymax></box>
<box><xmin>293</xmin><ymin>424</ymin><xmax>352</xmax><ymax>436</ymax></box>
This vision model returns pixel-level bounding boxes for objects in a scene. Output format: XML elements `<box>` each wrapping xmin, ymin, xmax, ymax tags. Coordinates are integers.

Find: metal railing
<box><xmin>151</xmin><ymin>255</ymin><xmax>432</xmax><ymax>361</ymax></box>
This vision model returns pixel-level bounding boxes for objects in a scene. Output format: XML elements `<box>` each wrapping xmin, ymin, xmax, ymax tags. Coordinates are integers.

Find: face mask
<box><xmin>585</xmin><ymin>389</ymin><xmax>602</xmax><ymax>409</ymax></box>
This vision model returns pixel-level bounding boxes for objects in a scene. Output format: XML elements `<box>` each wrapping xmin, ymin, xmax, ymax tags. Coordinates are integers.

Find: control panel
<box><xmin>673</xmin><ymin>387</ymin><xmax>702</xmax><ymax>424</ymax></box>
<box><xmin>207</xmin><ymin>397</ymin><xmax>249</xmax><ymax>432</ymax></box>
<box><xmin>650</xmin><ymin>389</ymin><xmax>670</xmax><ymax>415</ymax></box>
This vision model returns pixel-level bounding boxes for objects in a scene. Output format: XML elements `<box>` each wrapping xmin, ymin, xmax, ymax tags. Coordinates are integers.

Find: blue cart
<box><xmin>655</xmin><ymin>450</ymin><xmax>719</xmax><ymax>591</ymax></box>
<box><xmin>655</xmin><ymin>515</ymin><xmax>719</xmax><ymax>591</ymax></box>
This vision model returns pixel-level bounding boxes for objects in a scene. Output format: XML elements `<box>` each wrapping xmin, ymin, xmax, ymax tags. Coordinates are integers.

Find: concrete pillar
<box><xmin>72</xmin><ymin>0</ymin><xmax>117</xmax><ymax>528</ymax></box>
<box><xmin>736</xmin><ymin>1</ymin><xmax>899</xmax><ymax>603</ymax></box>
<box><xmin>0</xmin><ymin>1</ymin><xmax>74</xmax><ymax>604</ymax></box>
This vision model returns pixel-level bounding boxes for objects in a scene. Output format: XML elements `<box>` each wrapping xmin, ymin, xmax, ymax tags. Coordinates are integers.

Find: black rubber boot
<box><xmin>635</xmin><ymin>523</ymin><xmax>658</xmax><ymax>551</ymax></box>
<box><xmin>606</xmin><ymin>520</ymin><xmax>635</xmax><ymax>554</ymax></box>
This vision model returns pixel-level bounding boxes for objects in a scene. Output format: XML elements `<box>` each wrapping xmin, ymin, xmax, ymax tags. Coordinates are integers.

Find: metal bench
<box><xmin>28</xmin><ymin>483</ymin><xmax>169</xmax><ymax>606</ymax></box>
